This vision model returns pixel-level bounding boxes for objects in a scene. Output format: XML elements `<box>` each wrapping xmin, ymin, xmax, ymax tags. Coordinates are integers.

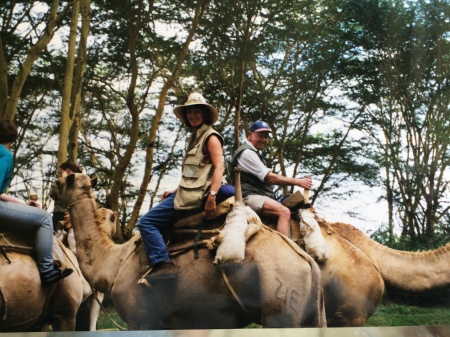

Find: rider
<box><xmin>138</xmin><ymin>93</ymin><xmax>235</xmax><ymax>278</ymax></box>
<box><xmin>0</xmin><ymin>119</ymin><xmax>73</xmax><ymax>285</ymax></box>
<box><xmin>231</xmin><ymin>120</ymin><xmax>312</xmax><ymax>236</ymax></box>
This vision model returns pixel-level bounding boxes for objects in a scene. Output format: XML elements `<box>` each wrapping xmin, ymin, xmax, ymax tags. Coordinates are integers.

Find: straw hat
<box><xmin>173</xmin><ymin>92</ymin><xmax>218</xmax><ymax>125</ymax></box>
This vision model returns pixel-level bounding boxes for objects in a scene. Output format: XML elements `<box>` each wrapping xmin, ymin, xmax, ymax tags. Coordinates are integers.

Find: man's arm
<box><xmin>264</xmin><ymin>172</ymin><xmax>312</xmax><ymax>189</ymax></box>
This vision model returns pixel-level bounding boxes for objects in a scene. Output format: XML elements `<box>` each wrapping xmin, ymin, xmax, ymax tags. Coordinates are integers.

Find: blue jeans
<box><xmin>0</xmin><ymin>200</ymin><xmax>54</xmax><ymax>273</ymax></box>
<box><xmin>138</xmin><ymin>184</ymin><xmax>235</xmax><ymax>265</ymax></box>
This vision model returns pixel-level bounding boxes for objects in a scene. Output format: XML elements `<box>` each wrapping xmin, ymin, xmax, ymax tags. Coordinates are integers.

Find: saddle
<box><xmin>137</xmin><ymin>197</ymin><xmax>237</xmax><ymax>275</ymax></box>
<box><xmin>173</xmin><ymin>196</ymin><xmax>236</xmax><ymax>228</ymax></box>
<box><xmin>136</xmin><ymin>193</ymin><xmax>310</xmax><ymax>273</ymax></box>
<box><xmin>0</xmin><ymin>232</ymin><xmax>35</xmax><ymax>262</ymax></box>
<box><xmin>0</xmin><ymin>231</ymin><xmax>71</xmax><ymax>270</ymax></box>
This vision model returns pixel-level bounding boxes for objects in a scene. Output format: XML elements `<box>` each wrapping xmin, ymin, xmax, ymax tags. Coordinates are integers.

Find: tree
<box><xmin>341</xmin><ymin>0</ymin><xmax>450</xmax><ymax>245</ymax></box>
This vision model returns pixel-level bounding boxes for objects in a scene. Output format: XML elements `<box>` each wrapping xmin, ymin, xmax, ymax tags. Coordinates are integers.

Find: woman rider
<box><xmin>138</xmin><ymin>93</ymin><xmax>235</xmax><ymax>278</ymax></box>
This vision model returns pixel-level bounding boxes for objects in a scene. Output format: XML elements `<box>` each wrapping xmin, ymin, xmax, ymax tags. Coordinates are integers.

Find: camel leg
<box><xmin>89</xmin><ymin>291</ymin><xmax>103</xmax><ymax>331</ymax></box>
<box><xmin>49</xmin><ymin>315</ymin><xmax>76</xmax><ymax>331</ymax></box>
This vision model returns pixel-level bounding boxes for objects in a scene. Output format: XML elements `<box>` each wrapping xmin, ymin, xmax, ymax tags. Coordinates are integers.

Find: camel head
<box><xmin>55</xmin><ymin>173</ymin><xmax>98</xmax><ymax>207</ymax></box>
<box><xmin>95</xmin><ymin>208</ymin><xmax>117</xmax><ymax>238</ymax></box>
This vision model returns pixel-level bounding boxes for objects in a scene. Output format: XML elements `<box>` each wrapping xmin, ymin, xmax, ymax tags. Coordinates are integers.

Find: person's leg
<box><xmin>260</xmin><ymin>198</ymin><xmax>291</xmax><ymax>236</ymax></box>
<box><xmin>0</xmin><ymin>200</ymin><xmax>54</xmax><ymax>272</ymax></box>
<box><xmin>137</xmin><ymin>193</ymin><xmax>178</xmax><ymax>265</ymax></box>
<box><xmin>216</xmin><ymin>184</ymin><xmax>235</xmax><ymax>204</ymax></box>
<box><xmin>0</xmin><ymin>200</ymin><xmax>73</xmax><ymax>284</ymax></box>
<box><xmin>244</xmin><ymin>195</ymin><xmax>291</xmax><ymax>236</ymax></box>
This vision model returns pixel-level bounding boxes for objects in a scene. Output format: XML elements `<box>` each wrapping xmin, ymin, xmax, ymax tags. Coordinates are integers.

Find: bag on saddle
<box><xmin>281</xmin><ymin>191</ymin><xmax>305</xmax><ymax>211</ymax></box>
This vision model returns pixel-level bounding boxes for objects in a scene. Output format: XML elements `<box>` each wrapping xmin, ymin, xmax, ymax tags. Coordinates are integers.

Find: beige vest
<box><xmin>174</xmin><ymin>124</ymin><xmax>223</xmax><ymax>210</ymax></box>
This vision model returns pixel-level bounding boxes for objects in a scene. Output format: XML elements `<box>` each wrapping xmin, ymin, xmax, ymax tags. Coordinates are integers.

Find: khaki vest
<box><xmin>231</xmin><ymin>142</ymin><xmax>274</xmax><ymax>198</ymax></box>
<box><xmin>174</xmin><ymin>124</ymin><xmax>223</xmax><ymax>210</ymax></box>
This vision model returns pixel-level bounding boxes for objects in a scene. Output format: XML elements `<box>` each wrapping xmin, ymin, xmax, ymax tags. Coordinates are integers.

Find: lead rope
<box><xmin>91</xmin><ymin>291</ymin><xmax>127</xmax><ymax>331</ymax></box>
<box><xmin>218</xmin><ymin>265</ymin><xmax>255</xmax><ymax>319</ymax></box>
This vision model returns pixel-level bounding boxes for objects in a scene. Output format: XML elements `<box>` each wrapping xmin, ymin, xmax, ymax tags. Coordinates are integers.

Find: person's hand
<box><xmin>161</xmin><ymin>188</ymin><xmax>177</xmax><ymax>200</ymax></box>
<box><xmin>204</xmin><ymin>195</ymin><xmax>217</xmax><ymax>218</ymax></box>
<box><xmin>298</xmin><ymin>177</ymin><xmax>312</xmax><ymax>190</ymax></box>
<box><xmin>27</xmin><ymin>200</ymin><xmax>41</xmax><ymax>208</ymax></box>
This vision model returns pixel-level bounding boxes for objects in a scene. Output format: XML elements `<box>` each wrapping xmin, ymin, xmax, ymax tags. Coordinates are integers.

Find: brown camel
<box><xmin>255</xmin><ymin>212</ymin><xmax>382</xmax><ymax>327</ymax></box>
<box><xmin>0</xmin><ymin>233</ymin><xmax>84</xmax><ymax>331</ymax></box>
<box><xmin>319</xmin><ymin>219</ymin><xmax>450</xmax><ymax>295</ymax></box>
<box><xmin>55</xmin><ymin>208</ymin><xmax>117</xmax><ymax>331</ymax></box>
<box><xmin>287</xmin><ymin>212</ymin><xmax>450</xmax><ymax>327</ymax></box>
<box><xmin>55</xmin><ymin>173</ymin><xmax>326</xmax><ymax>330</ymax></box>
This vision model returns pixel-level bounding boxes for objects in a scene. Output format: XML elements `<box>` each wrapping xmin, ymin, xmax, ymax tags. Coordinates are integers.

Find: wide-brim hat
<box><xmin>173</xmin><ymin>92</ymin><xmax>219</xmax><ymax>125</ymax></box>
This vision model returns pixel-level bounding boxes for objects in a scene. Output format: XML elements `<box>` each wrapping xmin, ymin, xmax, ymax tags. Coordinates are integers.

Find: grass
<box><xmin>95</xmin><ymin>303</ymin><xmax>450</xmax><ymax>330</ymax></box>
<box><xmin>366</xmin><ymin>303</ymin><xmax>450</xmax><ymax>327</ymax></box>
<box><xmin>96</xmin><ymin>307</ymin><xmax>127</xmax><ymax>331</ymax></box>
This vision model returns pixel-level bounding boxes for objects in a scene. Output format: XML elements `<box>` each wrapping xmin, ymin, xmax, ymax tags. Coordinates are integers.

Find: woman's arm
<box><xmin>204</xmin><ymin>135</ymin><xmax>224</xmax><ymax>218</ymax></box>
<box><xmin>0</xmin><ymin>193</ymin><xmax>27</xmax><ymax>205</ymax></box>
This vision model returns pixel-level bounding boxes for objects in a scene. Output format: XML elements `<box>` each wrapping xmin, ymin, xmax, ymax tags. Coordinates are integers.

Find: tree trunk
<box><xmin>125</xmin><ymin>0</ymin><xmax>209</xmax><ymax>238</ymax></box>
<box><xmin>0</xmin><ymin>38</ymin><xmax>8</xmax><ymax>118</ymax></box>
<box><xmin>3</xmin><ymin>0</ymin><xmax>71</xmax><ymax>121</ymax></box>
<box><xmin>68</xmin><ymin>0</ymin><xmax>91</xmax><ymax>161</ymax></box>
<box><xmin>57</xmin><ymin>0</ymin><xmax>80</xmax><ymax>165</ymax></box>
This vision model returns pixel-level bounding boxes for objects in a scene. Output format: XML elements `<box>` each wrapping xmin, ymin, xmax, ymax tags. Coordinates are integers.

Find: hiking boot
<box><xmin>147</xmin><ymin>260</ymin><xmax>177</xmax><ymax>279</ymax></box>
<box><xmin>40</xmin><ymin>263</ymin><xmax>74</xmax><ymax>285</ymax></box>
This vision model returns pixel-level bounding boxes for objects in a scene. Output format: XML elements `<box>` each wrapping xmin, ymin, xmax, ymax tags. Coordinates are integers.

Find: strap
<box><xmin>219</xmin><ymin>265</ymin><xmax>254</xmax><ymax>318</ymax></box>
<box><xmin>0</xmin><ymin>244</ymin><xmax>11</xmax><ymax>263</ymax></box>
<box><xmin>193</xmin><ymin>219</ymin><xmax>205</xmax><ymax>259</ymax></box>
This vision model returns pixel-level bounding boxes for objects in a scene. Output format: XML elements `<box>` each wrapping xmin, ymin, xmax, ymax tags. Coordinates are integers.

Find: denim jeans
<box><xmin>138</xmin><ymin>184</ymin><xmax>235</xmax><ymax>265</ymax></box>
<box><xmin>0</xmin><ymin>200</ymin><xmax>54</xmax><ymax>273</ymax></box>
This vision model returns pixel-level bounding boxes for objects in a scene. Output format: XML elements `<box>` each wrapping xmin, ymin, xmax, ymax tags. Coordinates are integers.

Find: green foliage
<box><xmin>2</xmin><ymin>0</ymin><xmax>450</xmax><ymax>239</ymax></box>
<box><xmin>366</xmin><ymin>303</ymin><xmax>450</xmax><ymax>327</ymax></box>
<box><xmin>371</xmin><ymin>224</ymin><xmax>450</xmax><ymax>251</ymax></box>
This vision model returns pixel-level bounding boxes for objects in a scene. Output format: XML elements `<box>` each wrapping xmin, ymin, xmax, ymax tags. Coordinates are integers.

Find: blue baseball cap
<box><xmin>249</xmin><ymin>121</ymin><xmax>272</xmax><ymax>133</ymax></box>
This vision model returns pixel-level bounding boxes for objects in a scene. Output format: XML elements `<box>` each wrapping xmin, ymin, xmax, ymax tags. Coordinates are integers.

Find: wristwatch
<box><xmin>209</xmin><ymin>190</ymin><xmax>217</xmax><ymax>196</ymax></box>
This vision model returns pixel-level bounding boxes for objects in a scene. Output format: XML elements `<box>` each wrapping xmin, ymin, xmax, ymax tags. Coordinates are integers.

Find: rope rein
<box><xmin>67</xmin><ymin>197</ymin><xmax>95</xmax><ymax>210</ymax></box>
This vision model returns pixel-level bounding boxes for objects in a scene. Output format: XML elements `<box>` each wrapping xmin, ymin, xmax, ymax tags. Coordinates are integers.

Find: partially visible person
<box><xmin>0</xmin><ymin>119</ymin><xmax>73</xmax><ymax>285</ymax></box>
<box><xmin>50</xmin><ymin>161</ymin><xmax>82</xmax><ymax>231</ymax></box>
<box><xmin>138</xmin><ymin>92</ymin><xmax>235</xmax><ymax>278</ymax></box>
<box><xmin>55</xmin><ymin>212</ymin><xmax>76</xmax><ymax>254</ymax></box>
<box><xmin>231</xmin><ymin>120</ymin><xmax>312</xmax><ymax>236</ymax></box>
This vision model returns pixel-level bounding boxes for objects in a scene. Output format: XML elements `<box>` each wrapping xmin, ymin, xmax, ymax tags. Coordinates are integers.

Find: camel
<box><xmin>281</xmin><ymin>209</ymin><xmax>450</xmax><ymax>327</ymax></box>
<box><xmin>55</xmin><ymin>208</ymin><xmax>117</xmax><ymax>331</ymax></box>
<box><xmin>0</xmin><ymin>233</ymin><xmax>84</xmax><ymax>331</ymax></box>
<box><xmin>266</xmin><ymin>208</ymin><xmax>384</xmax><ymax>327</ymax></box>
<box><xmin>318</xmin><ymin>219</ymin><xmax>450</xmax><ymax>295</ymax></box>
<box><xmin>55</xmin><ymin>173</ymin><xmax>326</xmax><ymax>330</ymax></box>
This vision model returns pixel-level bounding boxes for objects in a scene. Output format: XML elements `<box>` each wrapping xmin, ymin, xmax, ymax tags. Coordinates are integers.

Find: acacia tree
<box><xmin>342</xmin><ymin>0</ymin><xmax>450</xmax><ymax>245</ymax></box>
<box><xmin>0</xmin><ymin>0</ymin><xmax>72</xmax><ymax>120</ymax></box>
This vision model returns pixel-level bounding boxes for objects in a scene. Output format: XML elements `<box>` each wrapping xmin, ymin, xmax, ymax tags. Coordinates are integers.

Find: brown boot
<box><xmin>147</xmin><ymin>260</ymin><xmax>177</xmax><ymax>279</ymax></box>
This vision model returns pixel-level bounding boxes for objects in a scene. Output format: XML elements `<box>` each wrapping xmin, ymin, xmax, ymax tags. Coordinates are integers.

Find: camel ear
<box><xmin>66</xmin><ymin>173</ymin><xmax>76</xmax><ymax>187</ymax></box>
<box><xmin>91</xmin><ymin>177</ymin><xmax>98</xmax><ymax>188</ymax></box>
<box><xmin>110</xmin><ymin>211</ymin><xmax>117</xmax><ymax>222</ymax></box>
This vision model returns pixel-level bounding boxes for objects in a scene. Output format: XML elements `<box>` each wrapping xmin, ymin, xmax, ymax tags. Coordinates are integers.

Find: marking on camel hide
<box><xmin>275</xmin><ymin>277</ymin><xmax>300</xmax><ymax>314</ymax></box>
